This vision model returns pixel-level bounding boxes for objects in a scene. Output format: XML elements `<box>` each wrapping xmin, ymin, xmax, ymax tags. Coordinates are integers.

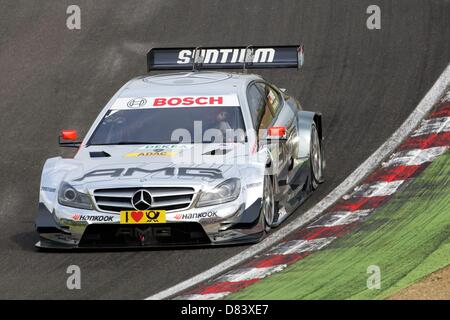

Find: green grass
<box><xmin>228</xmin><ymin>151</ymin><xmax>450</xmax><ymax>300</ymax></box>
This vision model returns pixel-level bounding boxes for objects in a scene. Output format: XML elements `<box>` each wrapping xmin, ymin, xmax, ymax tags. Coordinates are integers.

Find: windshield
<box><xmin>88</xmin><ymin>106</ymin><xmax>247</xmax><ymax>145</ymax></box>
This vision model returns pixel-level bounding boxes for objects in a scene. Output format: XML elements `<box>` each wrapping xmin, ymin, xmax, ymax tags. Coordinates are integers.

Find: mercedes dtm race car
<box><xmin>35</xmin><ymin>45</ymin><xmax>325</xmax><ymax>249</ymax></box>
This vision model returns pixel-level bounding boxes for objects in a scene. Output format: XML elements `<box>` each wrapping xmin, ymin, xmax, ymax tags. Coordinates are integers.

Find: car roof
<box><xmin>118</xmin><ymin>71</ymin><xmax>262</xmax><ymax>97</ymax></box>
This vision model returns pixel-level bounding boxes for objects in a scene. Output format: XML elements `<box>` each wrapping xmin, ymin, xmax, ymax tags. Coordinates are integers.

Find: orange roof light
<box><xmin>61</xmin><ymin>129</ymin><xmax>78</xmax><ymax>141</ymax></box>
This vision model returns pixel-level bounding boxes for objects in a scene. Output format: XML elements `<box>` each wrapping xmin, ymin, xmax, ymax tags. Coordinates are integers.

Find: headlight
<box><xmin>58</xmin><ymin>182</ymin><xmax>93</xmax><ymax>210</ymax></box>
<box><xmin>196</xmin><ymin>178</ymin><xmax>241</xmax><ymax>207</ymax></box>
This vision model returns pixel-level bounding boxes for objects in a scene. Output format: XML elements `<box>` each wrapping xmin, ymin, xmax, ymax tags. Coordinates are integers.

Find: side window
<box><xmin>247</xmin><ymin>83</ymin><xmax>265</xmax><ymax>127</ymax></box>
<box><xmin>255</xmin><ymin>83</ymin><xmax>275</xmax><ymax>131</ymax></box>
<box><xmin>261</xmin><ymin>84</ymin><xmax>282</xmax><ymax>115</ymax></box>
<box><xmin>247</xmin><ymin>83</ymin><xmax>276</xmax><ymax>140</ymax></box>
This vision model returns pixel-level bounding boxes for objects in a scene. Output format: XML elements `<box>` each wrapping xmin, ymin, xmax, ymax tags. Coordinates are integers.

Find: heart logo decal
<box><xmin>131</xmin><ymin>211</ymin><xmax>143</xmax><ymax>222</ymax></box>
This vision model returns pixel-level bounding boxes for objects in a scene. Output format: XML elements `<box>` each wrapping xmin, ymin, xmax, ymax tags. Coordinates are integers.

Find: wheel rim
<box><xmin>263</xmin><ymin>175</ymin><xmax>274</xmax><ymax>226</ymax></box>
<box><xmin>311</xmin><ymin>127</ymin><xmax>322</xmax><ymax>181</ymax></box>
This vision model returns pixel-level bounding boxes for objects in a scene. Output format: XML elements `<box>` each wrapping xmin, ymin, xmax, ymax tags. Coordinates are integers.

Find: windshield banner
<box><xmin>110</xmin><ymin>95</ymin><xmax>240</xmax><ymax>110</ymax></box>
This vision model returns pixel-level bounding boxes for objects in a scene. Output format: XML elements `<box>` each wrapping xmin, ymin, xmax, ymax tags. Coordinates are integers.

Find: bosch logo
<box><xmin>131</xmin><ymin>189</ymin><xmax>153</xmax><ymax>210</ymax></box>
<box><xmin>127</xmin><ymin>98</ymin><xmax>147</xmax><ymax>108</ymax></box>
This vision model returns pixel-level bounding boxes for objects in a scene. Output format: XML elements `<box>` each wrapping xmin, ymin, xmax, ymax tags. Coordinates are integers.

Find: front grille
<box><xmin>93</xmin><ymin>187</ymin><xmax>195</xmax><ymax>213</ymax></box>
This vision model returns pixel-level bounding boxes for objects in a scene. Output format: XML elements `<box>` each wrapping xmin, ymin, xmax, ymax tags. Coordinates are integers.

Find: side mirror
<box><xmin>266</xmin><ymin>126</ymin><xmax>287</xmax><ymax>141</ymax></box>
<box><xmin>59</xmin><ymin>129</ymin><xmax>82</xmax><ymax>148</ymax></box>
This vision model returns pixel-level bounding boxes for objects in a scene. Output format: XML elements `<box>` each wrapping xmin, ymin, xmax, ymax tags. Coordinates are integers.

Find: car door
<box><xmin>247</xmin><ymin>81</ymin><xmax>293</xmax><ymax>192</ymax></box>
<box><xmin>260</xmin><ymin>82</ymin><xmax>297</xmax><ymax>191</ymax></box>
<box><xmin>246</xmin><ymin>81</ymin><xmax>275</xmax><ymax>163</ymax></box>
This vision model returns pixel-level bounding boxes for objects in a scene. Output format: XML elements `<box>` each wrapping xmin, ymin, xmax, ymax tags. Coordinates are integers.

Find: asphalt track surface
<box><xmin>0</xmin><ymin>0</ymin><xmax>449</xmax><ymax>299</ymax></box>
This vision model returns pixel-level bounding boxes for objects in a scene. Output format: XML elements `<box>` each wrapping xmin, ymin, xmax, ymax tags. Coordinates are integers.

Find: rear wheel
<box><xmin>310</xmin><ymin>124</ymin><xmax>323</xmax><ymax>190</ymax></box>
<box><xmin>262</xmin><ymin>174</ymin><xmax>275</xmax><ymax>233</ymax></box>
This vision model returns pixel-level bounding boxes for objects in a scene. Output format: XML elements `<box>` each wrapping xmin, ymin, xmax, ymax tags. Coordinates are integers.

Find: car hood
<box><xmin>63</xmin><ymin>143</ymin><xmax>263</xmax><ymax>191</ymax></box>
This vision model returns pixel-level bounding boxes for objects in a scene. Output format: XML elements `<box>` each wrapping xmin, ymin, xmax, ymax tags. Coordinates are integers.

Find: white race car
<box><xmin>35</xmin><ymin>45</ymin><xmax>324</xmax><ymax>249</ymax></box>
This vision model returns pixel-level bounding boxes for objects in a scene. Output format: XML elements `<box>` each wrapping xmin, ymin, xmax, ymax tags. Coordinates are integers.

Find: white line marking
<box><xmin>412</xmin><ymin>117</ymin><xmax>450</xmax><ymax>136</ymax></box>
<box><xmin>382</xmin><ymin>146</ymin><xmax>449</xmax><ymax>167</ymax></box>
<box><xmin>343</xmin><ymin>180</ymin><xmax>405</xmax><ymax>199</ymax></box>
<box><xmin>174</xmin><ymin>292</ymin><xmax>231</xmax><ymax>300</ymax></box>
<box><xmin>441</xmin><ymin>90</ymin><xmax>450</xmax><ymax>102</ymax></box>
<box><xmin>146</xmin><ymin>63</ymin><xmax>450</xmax><ymax>300</ymax></box>
<box><xmin>268</xmin><ymin>237</ymin><xmax>336</xmax><ymax>255</ymax></box>
<box><xmin>216</xmin><ymin>265</ymin><xmax>287</xmax><ymax>283</ymax></box>
<box><xmin>310</xmin><ymin>209</ymin><xmax>373</xmax><ymax>227</ymax></box>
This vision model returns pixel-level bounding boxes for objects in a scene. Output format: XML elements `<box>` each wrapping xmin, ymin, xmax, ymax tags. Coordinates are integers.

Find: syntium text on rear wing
<box><xmin>146</xmin><ymin>45</ymin><xmax>304</xmax><ymax>72</ymax></box>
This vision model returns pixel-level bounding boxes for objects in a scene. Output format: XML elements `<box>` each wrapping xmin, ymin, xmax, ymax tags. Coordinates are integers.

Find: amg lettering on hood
<box><xmin>74</xmin><ymin>167</ymin><xmax>223</xmax><ymax>181</ymax></box>
<box><xmin>72</xmin><ymin>214</ymin><xmax>114</xmax><ymax>222</ymax></box>
<box><xmin>174</xmin><ymin>211</ymin><xmax>218</xmax><ymax>220</ymax></box>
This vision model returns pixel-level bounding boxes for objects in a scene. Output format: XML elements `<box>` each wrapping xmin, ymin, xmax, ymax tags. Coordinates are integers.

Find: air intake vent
<box><xmin>89</xmin><ymin>151</ymin><xmax>111</xmax><ymax>158</ymax></box>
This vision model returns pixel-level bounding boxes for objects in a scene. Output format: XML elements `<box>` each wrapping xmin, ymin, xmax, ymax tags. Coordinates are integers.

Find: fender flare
<box><xmin>296</xmin><ymin>111</ymin><xmax>322</xmax><ymax>159</ymax></box>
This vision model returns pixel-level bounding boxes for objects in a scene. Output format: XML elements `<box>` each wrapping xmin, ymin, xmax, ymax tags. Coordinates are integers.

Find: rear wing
<box><xmin>146</xmin><ymin>45</ymin><xmax>304</xmax><ymax>72</ymax></box>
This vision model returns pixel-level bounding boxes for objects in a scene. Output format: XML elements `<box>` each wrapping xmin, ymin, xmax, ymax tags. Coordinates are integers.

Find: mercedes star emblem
<box><xmin>131</xmin><ymin>189</ymin><xmax>153</xmax><ymax>210</ymax></box>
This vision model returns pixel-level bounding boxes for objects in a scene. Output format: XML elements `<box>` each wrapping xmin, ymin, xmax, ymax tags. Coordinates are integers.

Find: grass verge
<box><xmin>228</xmin><ymin>151</ymin><xmax>450</xmax><ymax>299</ymax></box>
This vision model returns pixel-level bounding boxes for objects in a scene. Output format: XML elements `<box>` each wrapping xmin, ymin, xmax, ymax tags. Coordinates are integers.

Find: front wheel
<box><xmin>262</xmin><ymin>174</ymin><xmax>275</xmax><ymax>233</ymax></box>
<box><xmin>310</xmin><ymin>124</ymin><xmax>323</xmax><ymax>190</ymax></box>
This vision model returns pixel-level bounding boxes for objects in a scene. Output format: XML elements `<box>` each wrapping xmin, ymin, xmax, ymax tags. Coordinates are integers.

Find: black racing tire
<box><xmin>262</xmin><ymin>174</ymin><xmax>275</xmax><ymax>233</ymax></box>
<box><xmin>310</xmin><ymin>124</ymin><xmax>323</xmax><ymax>190</ymax></box>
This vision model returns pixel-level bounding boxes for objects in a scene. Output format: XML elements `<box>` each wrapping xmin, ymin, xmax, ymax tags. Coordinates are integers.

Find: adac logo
<box><xmin>126</xmin><ymin>151</ymin><xmax>176</xmax><ymax>157</ymax></box>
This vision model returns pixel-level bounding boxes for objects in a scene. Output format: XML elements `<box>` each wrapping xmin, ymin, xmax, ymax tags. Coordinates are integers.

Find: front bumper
<box><xmin>35</xmin><ymin>199</ymin><xmax>264</xmax><ymax>250</ymax></box>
